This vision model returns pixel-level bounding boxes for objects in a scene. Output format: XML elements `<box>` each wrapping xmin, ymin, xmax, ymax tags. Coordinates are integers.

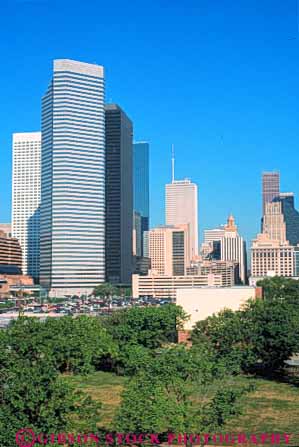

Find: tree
<box><xmin>116</xmin><ymin>343</ymin><xmax>153</xmax><ymax>376</ymax></box>
<box><xmin>114</xmin><ymin>343</ymin><xmax>250</xmax><ymax>436</ymax></box>
<box><xmin>192</xmin><ymin>298</ymin><xmax>299</xmax><ymax>374</ymax></box>
<box><xmin>242</xmin><ymin>298</ymin><xmax>299</xmax><ymax>373</ymax></box>
<box><xmin>198</xmin><ymin>385</ymin><xmax>254</xmax><ymax>431</ymax></box>
<box><xmin>93</xmin><ymin>282</ymin><xmax>118</xmax><ymax>298</ymax></box>
<box><xmin>93</xmin><ymin>283</ymin><xmax>118</xmax><ymax>306</ymax></box>
<box><xmin>257</xmin><ymin>276</ymin><xmax>299</xmax><ymax>303</ymax></box>
<box><xmin>0</xmin><ymin>331</ymin><xmax>101</xmax><ymax>447</ymax></box>
<box><xmin>104</xmin><ymin>304</ymin><xmax>188</xmax><ymax>349</ymax></box>
<box><xmin>114</xmin><ymin>371</ymin><xmax>190</xmax><ymax>435</ymax></box>
<box><xmin>8</xmin><ymin>316</ymin><xmax>118</xmax><ymax>374</ymax></box>
<box><xmin>192</xmin><ymin>308</ymin><xmax>254</xmax><ymax>374</ymax></box>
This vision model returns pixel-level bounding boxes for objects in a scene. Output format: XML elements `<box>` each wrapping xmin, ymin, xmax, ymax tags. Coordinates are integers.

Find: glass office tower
<box><xmin>40</xmin><ymin>59</ymin><xmax>105</xmax><ymax>295</ymax></box>
<box><xmin>105</xmin><ymin>104</ymin><xmax>133</xmax><ymax>285</ymax></box>
<box><xmin>133</xmin><ymin>142</ymin><xmax>149</xmax><ymax>256</ymax></box>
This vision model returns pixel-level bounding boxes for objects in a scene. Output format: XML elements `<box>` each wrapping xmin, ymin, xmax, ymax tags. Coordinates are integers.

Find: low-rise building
<box><xmin>251</xmin><ymin>233</ymin><xmax>299</xmax><ymax>280</ymax></box>
<box><xmin>0</xmin><ymin>230</ymin><xmax>22</xmax><ymax>270</ymax></box>
<box><xmin>132</xmin><ymin>272</ymin><xmax>229</xmax><ymax>300</ymax></box>
<box><xmin>186</xmin><ymin>259</ymin><xmax>238</xmax><ymax>286</ymax></box>
<box><xmin>0</xmin><ymin>271</ymin><xmax>34</xmax><ymax>297</ymax></box>
<box><xmin>176</xmin><ymin>286</ymin><xmax>262</xmax><ymax>342</ymax></box>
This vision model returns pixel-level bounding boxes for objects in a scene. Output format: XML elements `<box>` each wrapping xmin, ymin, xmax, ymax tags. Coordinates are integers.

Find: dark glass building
<box><xmin>133</xmin><ymin>142</ymin><xmax>149</xmax><ymax>256</ymax></box>
<box><xmin>274</xmin><ymin>193</ymin><xmax>299</xmax><ymax>246</ymax></box>
<box><xmin>105</xmin><ymin>104</ymin><xmax>133</xmax><ymax>285</ymax></box>
<box><xmin>172</xmin><ymin>230</ymin><xmax>185</xmax><ymax>276</ymax></box>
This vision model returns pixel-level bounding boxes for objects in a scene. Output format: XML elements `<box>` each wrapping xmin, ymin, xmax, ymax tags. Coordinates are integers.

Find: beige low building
<box><xmin>251</xmin><ymin>233</ymin><xmax>299</xmax><ymax>278</ymax></box>
<box><xmin>186</xmin><ymin>259</ymin><xmax>237</xmax><ymax>286</ymax></box>
<box><xmin>176</xmin><ymin>286</ymin><xmax>261</xmax><ymax>331</ymax></box>
<box><xmin>132</xmin><ymin>273</ymin><xmax>231</xmax><ymax>300</ymax></box>
<box><xmin>0</xmin><ymin>274</ymin><xmax>34</xmax><ymax>297</ymax></box>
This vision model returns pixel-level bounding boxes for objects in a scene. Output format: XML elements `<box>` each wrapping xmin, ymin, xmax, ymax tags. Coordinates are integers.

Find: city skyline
<box><xmin>1</xmin><ymin>1</ymin><xmax>299</xmax><ymax>247</ymax></box>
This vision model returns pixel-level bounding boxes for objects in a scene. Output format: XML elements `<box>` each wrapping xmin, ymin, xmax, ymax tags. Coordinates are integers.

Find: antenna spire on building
<box><xmin>171</xmin><ymin>144</ymin><xmax>175</xmax><ymax>183</ymax></box>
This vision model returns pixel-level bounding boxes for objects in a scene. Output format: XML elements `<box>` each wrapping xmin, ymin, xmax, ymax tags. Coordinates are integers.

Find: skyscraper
<box><xmin>274</xmin><ymin>193</ymin><xmax>299</xmax><ymax>246</ymax></box>
<box><xmin>148</xmin><ymin>225</ymin><xmax>190</xmax><ymax>276</ymax></box>
<box><xmin>262</xmin><ymin>192</ymin><xmax>299</xmax><ymax>246</ymax></box>
<box><xmin>220</xmin><ymin>215</ymin><xmax>247</xmax><ymax>284</ymax></box>
<box><xmin>12</xmin><ymin>132</ymin><xmax>41</xmax><ymax>281</ymax></box>
<box><xmin>165</xmin><ymin>179</ymin><xmax>198</xmax><ymax>258</ymax></box>
<box><xmin>262</xmin><ymin>171</ymin><xmax>280</xmax><ymax>215</ymax></box>
<box><xmin>40</xmin><ymin>59</ymin><xmax>105</xmax><ymax>295</ymax></box>
<box><xmin>133</xmin><ymin>141</ymin><xmax>149</xmax><ymax>256</ymax></box>
<box><xmin>105</xmin><ymin>104</ymin><xmax>133</xmax><ymax>285</ymax></box>
<box><xmin>263</xmin><ymin>201</ymin><xmax>287</xmax><ymax>243</ymax></box>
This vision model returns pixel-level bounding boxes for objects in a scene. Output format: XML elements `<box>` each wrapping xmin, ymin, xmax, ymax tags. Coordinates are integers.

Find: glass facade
<box><xmin>133</xmin><ymin>142</ymin><xmax>149</xmax><ymax>256</ymax></box>
<box><xmin>274</xmin><ymin>194</ymin><xmax>299</xmax><ymax>246</ymax></box>
<box><xmin>105</xmin><ymin>104</ymin><xmax>133</xmax><ymax>285</ymax></box>
<box><xmin>40</xmin><ymin>59</ymin><xmax>105</xmax><ymax>292</ymax></box>
<box><xmin>172</xmin><ymin>230</ymin><xmax>185</xmax><ymax>276</ymax></box>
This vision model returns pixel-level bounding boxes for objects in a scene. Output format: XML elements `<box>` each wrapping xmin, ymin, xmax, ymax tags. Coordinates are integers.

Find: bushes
<box><xmin>103</xmin><ymin>304</ymin><xmax>188</xmax><ymax>349</ymax></box>
<box><xmin>114</xmin><ymin>343</ymin><xmax>250</xmax><ymax>435</ymax></box>
<box><xmin>8</xmin><ymin>316</ymin><xmax>118</xmax><ymax>374</ymax></box>
<box><xmin>0</xmin><ymin>329</ymin><xmax>101</xmax><ymax>447</ymax></box>
<box><xmin>192</xmin><ymin>294</ymin><xmax>299</xmax><ymax>374</ymax></box>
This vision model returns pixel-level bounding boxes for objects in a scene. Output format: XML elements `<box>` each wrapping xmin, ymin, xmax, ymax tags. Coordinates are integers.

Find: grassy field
<box><xmin>65</xmin><ymin>371</ymin><xmax>299</xmax><ymax>444</ymax></box>
<box><xmin>66</xmin><ymin>371</ymin><xmax>126</xmax><ymax>429</ymax></box>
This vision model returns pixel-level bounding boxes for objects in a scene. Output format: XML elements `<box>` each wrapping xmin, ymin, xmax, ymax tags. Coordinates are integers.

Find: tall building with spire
<box><xmin>40</xmin><ymin>59</ymin><xmax>106</xmax><ymax>295</ymax></box>
<box><xmin>165</xmin><ymin>147</ymin><xmax>198</xmax><ymax>258</ymax></box>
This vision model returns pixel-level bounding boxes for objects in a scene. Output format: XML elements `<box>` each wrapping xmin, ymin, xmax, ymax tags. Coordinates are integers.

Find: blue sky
<box><xmin>0</xmin><ymin>0</ymin><xmax>299</xmax><ymax>246</ymax></box>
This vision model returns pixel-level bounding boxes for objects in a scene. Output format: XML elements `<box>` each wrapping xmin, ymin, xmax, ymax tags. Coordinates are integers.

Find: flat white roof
<box><xmin>54</xmin><ymin>59</ymin><xmax>104</xmax><ymax>77</ymax></box>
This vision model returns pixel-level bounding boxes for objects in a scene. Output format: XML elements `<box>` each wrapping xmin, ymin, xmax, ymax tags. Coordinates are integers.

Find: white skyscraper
<box><xmin>12</xmin><ymin>132</ymin><xmax>41</xmax><ymax>281</ymax></box>
<box><xmin>165</xmin><ymin>179</ymin><xmax>198</xmax><ymax>258</ymax></box>
<box><xmin>40</xmin><ymin>59</ymin><xmax>105</xmax><ymax>295</ymax></box>
<box><xmin>220</xmin><ymin>215</ymin><xmax>247</xmax><ymax>284</ymax></box>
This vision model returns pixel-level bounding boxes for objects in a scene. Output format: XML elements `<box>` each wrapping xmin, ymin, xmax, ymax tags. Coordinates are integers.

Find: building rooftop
<box><xmin>54</xmin><ymin>59</ymin><xmax>104</xmax><ymax>77</ymax></box>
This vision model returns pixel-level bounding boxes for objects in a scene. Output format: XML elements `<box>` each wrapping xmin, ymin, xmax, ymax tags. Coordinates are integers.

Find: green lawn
<box><xmin>65</xmin><ymin>371</ymin><xmax>126</xmax><ymax>429</ymax></box>
<box><xmin>65</xmin><ymin>371</ymin><xmax>299</xmax><ymax>444</ymax></box>
<box><xmin>223</xmin><ymin>376</ymin><xmax>299</xmax><ymax>435</ymax></box>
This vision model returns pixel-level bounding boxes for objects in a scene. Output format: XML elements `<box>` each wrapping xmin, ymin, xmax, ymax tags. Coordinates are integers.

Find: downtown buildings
<box><xmin>10</xmin><ymin>59</ymin><xmax>139</xmax><ymax>296</ymax></box>
<box><xmin>250</xmin><ymin>172</ymin><xmax>299</xmax><ymax>283</ymax></box>
<box><xmin>12</xmin><ymin>132</ymin><xmax>41</xmax><ymax>281</ymax></box>
<box><xmin>40</xmin><ymin>59</ymin><xmax>106</xmax><ymax>295</ymax></box>
<box><xmin>201</xmin><ymin>215</ymin><xmax>247</xmax><ymax>284</ymax></box>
